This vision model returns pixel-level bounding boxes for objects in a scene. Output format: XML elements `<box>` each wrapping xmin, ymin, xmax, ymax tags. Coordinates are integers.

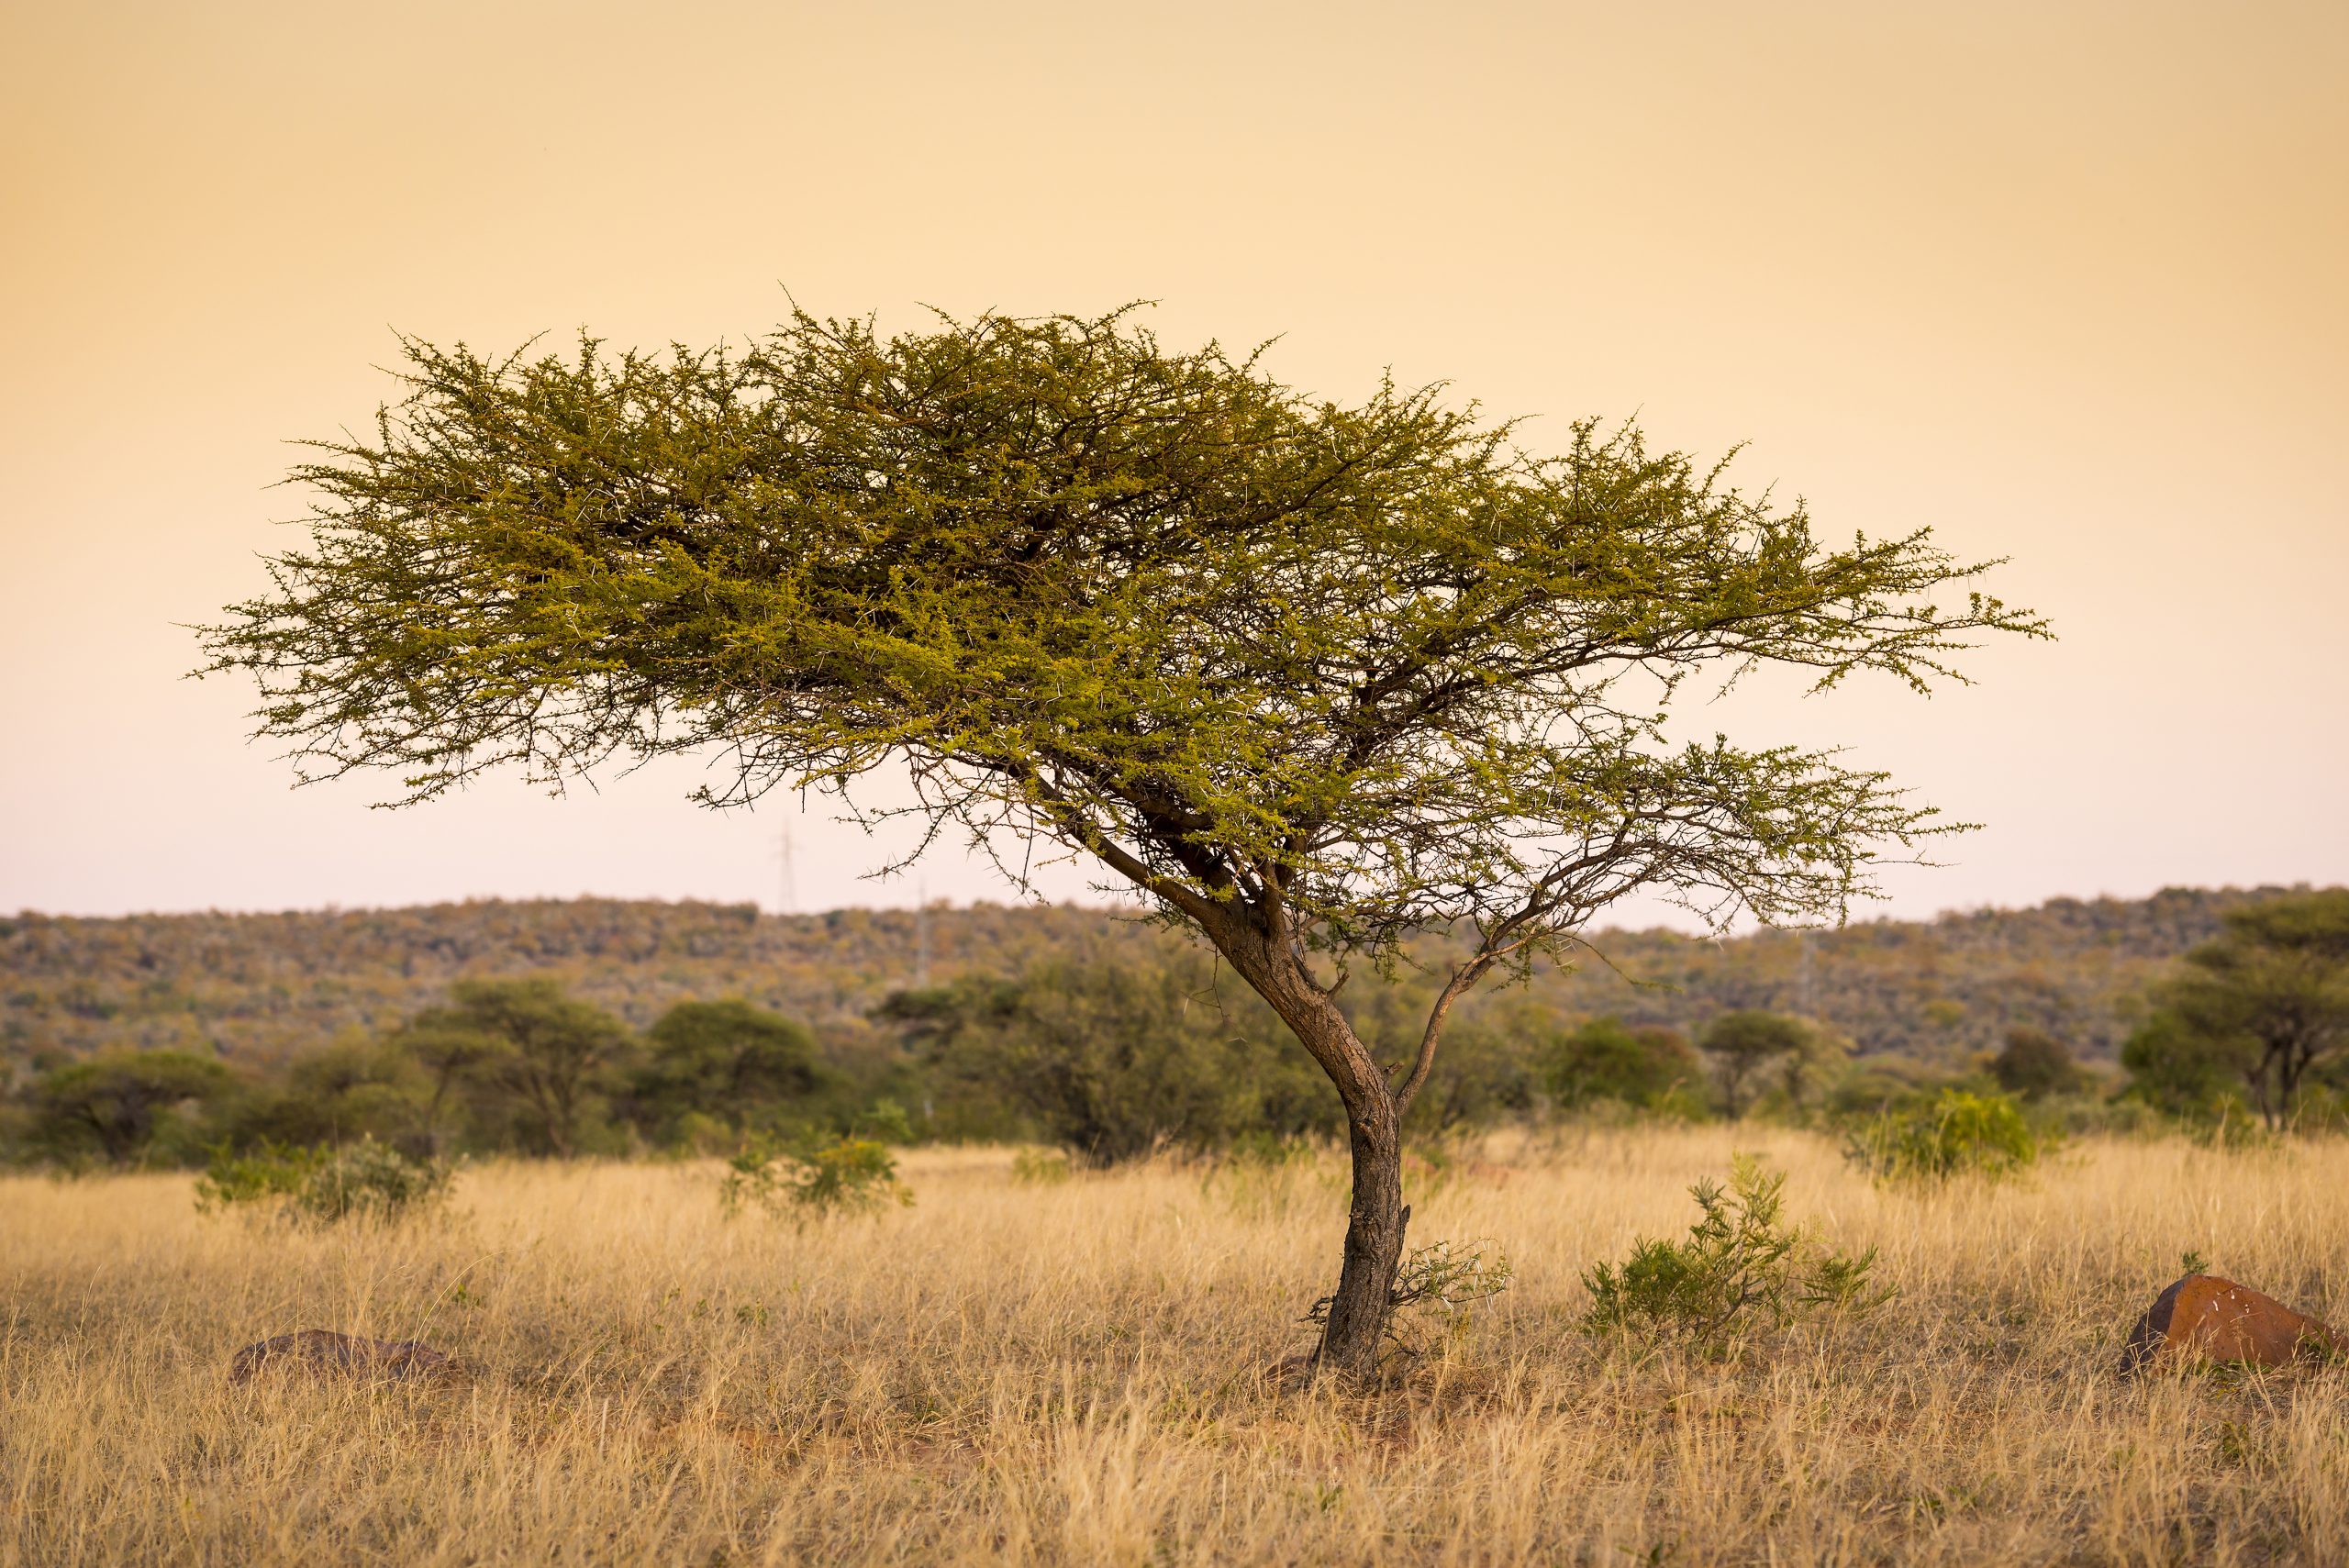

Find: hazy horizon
<box><xmin>10</xmin><ymin>879</ymin><xmax>2335</xmax><ymax>932</ymax></box>
<box><xmin>5</xmin><ymin>1</ymin><xmax>2344</xmax><ymax>929</ymax></box>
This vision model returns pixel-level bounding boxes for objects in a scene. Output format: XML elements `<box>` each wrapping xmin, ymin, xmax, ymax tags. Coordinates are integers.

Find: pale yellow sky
<box><xmin>2</xmin><ymin>0</ymin><xmax>2343</xmax><ymax>922</ymax></box>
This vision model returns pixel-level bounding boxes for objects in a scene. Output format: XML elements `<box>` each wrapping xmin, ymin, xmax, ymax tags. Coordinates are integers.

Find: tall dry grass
<box><xmin>3</xmin><ymin>1128</ymin><xmax>2344</xmax><ymax>1565</ymax></box>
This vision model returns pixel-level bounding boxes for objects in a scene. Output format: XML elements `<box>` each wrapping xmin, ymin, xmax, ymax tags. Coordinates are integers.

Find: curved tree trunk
<box><xmin>1319</xmin><ymin>1090</ymin><xmax>1408</xmax><ymax>1381</ymax></box>
<box><xmin>1222</xmin><ymin>939</ymin><xmax>1411</xmax><ymax>1382</ymax></box>
<box><xmin>1175</xmin><ymin>903</ymin><xmax>1440</xmax><ymax>1384</ymax></box>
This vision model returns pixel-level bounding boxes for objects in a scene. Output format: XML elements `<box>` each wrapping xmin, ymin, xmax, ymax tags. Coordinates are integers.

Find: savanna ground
<box><xmin>4</xmin><ymin>1129</ymin><xmax>2344</xmax><ymax>1566</ymax></box>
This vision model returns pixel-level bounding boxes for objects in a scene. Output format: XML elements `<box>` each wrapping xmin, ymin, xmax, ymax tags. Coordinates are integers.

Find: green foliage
<box><xmin>1542</xmin><ymin>1017</ymin><xmax>1706</xmax><ymax>1116</ymax></box>
<box><xmin>1307</xmin><ymin>1237</ymin><xmax>1515</xmax><ymax>1360</ymax></box>
<box><xmin>296</xmin><ymin>1138</ymin><xmax>454</xmax><ymax>1221</ymax></box>
<box><xmin>634</xmin><ymin>999</ymin><xmax>828</xmax><ymax>1140</ymax></box>
<box><xmin>1010</xmin><ymin>1147</ymin><xmax>1072</xmax><ymax>1184</ymax></box>
<box><xmin>198</xmin><ymin>308</ymin><xmax>2035</xmax><ymax>983</ymax></box>
<box><xmin>31</xmin><ymin>1051</ymin><xmax>234</xmax><ymax>1165</ymax></box>
<box><xmin>1769</xmin><ymin>1022</ymin><xmax>1854</xmax><ymax>1119</ymax></box>
<box><xmin>2120</xmin><ymin>1010</ymin><xmax>2252</xmax><ymax>1120</ymax></box>
<box><xmin>406</xmin><ymin>978</ymin><xmax>635</xmax><ymax>1156</ymax></box>
<box><xmin>1844</xmin><ymin>1088</ymin><xmax>2038</xmax><ymax>1182</ymax></box>
<box><xmin>196</xmin><ymin>1136</ymin><xmax>451</xmax><ymax>1224</ymax></box>
<box><xmin>2125</xmin><ymin>889</ymin><xmax>2349</xmax><ymax>1128</ymax></box>
<box><xmin>194</xmin><ymin>1140</ymin><xmax>321</xmax><ymax>1209</ymax></box>
<box><xmin>884</xmin><ymin>939</ymin><xmax>1337</xmax><ymax>1162</ymax></box>
<box><xmin>1582</xmin><ymin>1155</ymin><xmax>1888</xmax><ymax>1348</ymax></box>
<box><xmin>722</xmin><ymin>1131</ymin><xmax>912</xmax><ymax>1219</ymax></box>
<box><xmin>1700</xmin><ymin>1010</ymin><xmax>1814</xmax><ymax>1119</ymax></box>
<box><xmin>222</xmin><ymin>1037</ymin><xmax>431</xmax><ymax>1151</ymax></box>
<box><xmin>1988</xmin><ymin>1025</ymin><xmax>2089</xmax><ymax>1100</ymax></box>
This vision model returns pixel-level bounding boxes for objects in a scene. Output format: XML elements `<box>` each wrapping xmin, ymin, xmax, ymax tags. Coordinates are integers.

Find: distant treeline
<box><xmin>6</xmin><ymin>888</ymin><xmax>2347</xmax><ymax>1169</ymax></box>
<box><xmin>0</xmin><ymin>885</ymin><xmax>2309</xmax><ymax>1076</ymax></box>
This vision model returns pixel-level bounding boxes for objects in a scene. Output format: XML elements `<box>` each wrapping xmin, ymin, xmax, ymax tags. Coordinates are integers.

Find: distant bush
<box><xmin>632</xmin><ymin>998</ymin><xmax>833</xmax><ymax>1144</ymax></box>
<box><xmin>723</xmin><ymin>1132</ymin><xmax>912</xmax><ymax>1219</ymax></box>
<box><xmin>402</xmin><ymin>979</ymin><xmax>636</xmax><ymax>1158</ymax></box>
<box><xmin>1010</xmin><ymin>1147</ymin><xmax>1072</xmax><ymax>1184</ymax></box>
<box><xmin>1988</xmin><ymin>1026</ymin><xmax>2089</xmax><ymax>1100</ymax></box>
<box><xmin>881</xmin><ymin>949</ymin><xmax>1340</xmax><ymax>1163</ymax></box>
<box><xmin>219</xmin><ymin>1038</ymin><xmax>431</xmax><ymax>1152</ymax></box>
<box><xmin>196</xmin><ymin>1137</ymin><xmax>451</xmax><ymax>1224</ymax></box>
<box><xmin>1582</xmin><ymin>1155</ymin><xmax>1887</xmax><ymax>1349</ymax></box>
<box><xmin>1541</xmin><ymin>1018</ymin><xmax>1707</xmax><ymax>1118</ymax></box>
<box><xmin>1844</xmin><ymin>1088</ymin><xmax>2038</xmax><ymax>1182</ymax></box>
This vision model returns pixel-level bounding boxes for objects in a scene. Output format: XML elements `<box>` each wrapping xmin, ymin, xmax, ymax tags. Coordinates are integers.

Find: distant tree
<box><xmin>2126</xmin><ymin>890</ymin><xmax>2349</xmax><ymax>1128</ymax></box>
<box><xmin>885</xmin><ymin>951</ymin><xmax>1331</xmax><ymax>1162</ymax></box>
<box><xmin>1701</xmin><ymin>1010</ymin><xmax>1812</xmax><ymax>1119</ymax></box>
<box><xmin>1988</xmin><ymin>1025</ymin><xmax>2087</xmax><ymax>1100</ymax></box>
<box><xmin>227</xmin><ymin>1037</ymin><xmax>429</xmax><ymax>1150</ymax></box>
<box><xmin>2119</xmin><ymin>1011</ymin><xmax>2249</xmax><ymax>1120</ymax></box>
<box><xmin>1774</xmin><ymin>1021</ymin><xmax>1852</xmax><ymax>1117</ymax></box>
<box><xmin>415</xmin><ymin>979</ymin><xmax>634</xmax><ymax>1156</ymax></box>
<box><xmin>198</xmin><ymin>306</ymin><xmax>2041</xmax><ymax>1380</ymax></box>
<box><xmin>1395</xmin><ymin>1006</ymin><xmax>1544</xmax><ymax>1132</ymax></box>
<box><xmin>1542</xmin><ymin>1018</ymin><xmax>1704</xmax><ymax>1113</ymax></box>
<box><xmin>635</xmin><ymin>999</ymin><xmax>827</xmax><ymax>1134</ymax></box>
<box><xmin>32</xmin><ymin>1050</ymin><xmax>233</xmax><ymax>1164</ymax></box>
<box><xmin>392</xmin><ymin>1016</ymin><xmax>510</xmax><ymax>1153</ymax></box>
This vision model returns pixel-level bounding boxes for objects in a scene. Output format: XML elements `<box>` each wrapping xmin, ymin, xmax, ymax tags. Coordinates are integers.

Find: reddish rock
<box><xmin>2119</xmin><ymin>1274</ymin><xmax>2338</xmax><ymax>1375</ymax></box>
<box><xmin>228</xmin><ymin>1329</ymin><xmax>454</xmax><ymax>1385</ymax></box>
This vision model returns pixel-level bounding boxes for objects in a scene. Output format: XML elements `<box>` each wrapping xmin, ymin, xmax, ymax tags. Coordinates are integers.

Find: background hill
<box><xmin>1</xmin><ymin>885</ymin><xmax>2316</xmax><ymax>1074</ymax></box>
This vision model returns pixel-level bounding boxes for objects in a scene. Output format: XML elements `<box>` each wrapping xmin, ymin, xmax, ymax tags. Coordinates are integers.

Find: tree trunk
<box><xmin>2248</xmin><ymin>1043</ymin><xmax>2282</xmax><ymax>1130</ymax></box>
<box><xmin>2277</xmin><ymin>1033</ymin><xmax>2317</xmax><ymax>1126</ymax></box>
<box><xmin>1319</xmin><ymin>1091</ymin><xmax>1408</xmax><ymax>1381</ymax></box>
<box><xmin>1230</xmin><ymin>942</ymin><xmax>1409</xmax><ymax>1381</ymax></box>
<box><xmin>1189</xmin><ymin>912</ymin><xmax>1423</xmax><ymax>1384</ymax></box>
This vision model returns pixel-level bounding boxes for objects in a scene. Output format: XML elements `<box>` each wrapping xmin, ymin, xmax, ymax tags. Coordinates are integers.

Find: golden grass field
<box><xmin>4</xmin><ymin>1128</ymin><xmax>2345</xmax><ymax>1566</ymax></box>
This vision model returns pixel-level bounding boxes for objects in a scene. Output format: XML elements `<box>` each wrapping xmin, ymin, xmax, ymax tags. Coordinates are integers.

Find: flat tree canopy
<box><xmin>201</xmin><ymin>306</ymin><xmax>2043</xmax><ymax>1378</ymax></box>
<box><xmin>2132</xmin><ymin>889</ymin><xmax>2349</xmax><ymax>1127</ymax></box>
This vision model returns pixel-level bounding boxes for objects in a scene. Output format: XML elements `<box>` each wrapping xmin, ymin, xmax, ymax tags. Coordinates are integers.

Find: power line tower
<box><xmin>915</xmin><ymin>878</ymin><xmax>932</xmax><ymax>988</ymax></box>
<box><xmin>776</xmin><ymin>820</ymin><xmax>796</xmax><ymax>917</ymax></box>
<box><xmin>1798</xmin><ymin>927</ymin><xmax>1816</xmax><ymax>1018</ymax></box>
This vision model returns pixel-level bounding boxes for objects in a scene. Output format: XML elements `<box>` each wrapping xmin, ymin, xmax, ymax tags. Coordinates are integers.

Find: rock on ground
<box><xmin>228</xmin><ymin>1329</ymin><xmax>455</xmax><ymax>1385</ymax></box>
<box><xmin>2119</xmin><ymin>1274</ymin><xmax>2338</xmax><ymax>1375</ymax></box>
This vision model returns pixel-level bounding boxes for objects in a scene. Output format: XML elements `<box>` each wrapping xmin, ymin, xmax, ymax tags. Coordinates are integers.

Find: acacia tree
<box><xmin>420</xmin><ymin>979</ymin><xmax>634</xmax><ymax>1156</ymax></box>
<box><xmin>637</xmin><ymin>999</ymin><xmax>827</xmax><ymax>1132</ymax></box>
<box><xmin>1700</xmin><ymin>1009</ymin><xmax>1813</xmax><ymax>1119</ymax></box>
<box><xmin>34</xmin><ymin>1050</ymin><xmax>233</xmax><ymax>1165</ymax></box>
<box><xmin>2136</xmin><ymin>890</ymin><xmax>2349</xmax><ymax>1128</ymax></box>
<box><xmin>200</xmin><ymin>307</ymin><xmax>2042</xmax><ymax>1380</ymax></box>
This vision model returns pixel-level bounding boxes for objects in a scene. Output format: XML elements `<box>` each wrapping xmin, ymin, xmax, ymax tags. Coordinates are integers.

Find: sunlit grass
<box><xmin>4</xmin><ymin>1129</ymin><xmax>2344</xmax><ymax>1565</ymax></box>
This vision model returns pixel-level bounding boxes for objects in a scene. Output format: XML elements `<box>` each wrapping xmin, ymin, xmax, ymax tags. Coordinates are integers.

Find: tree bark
<box><xmin>1211</xmin><ymin>926</ymin><xmax>1411</xmax><ymax>1382</ymax></box>
<box><xmin>1319</xmin><ymin>1087</ymin><xmax>1408</xmax><ymax>1381</ymax></box>
<box><xmin>1100</xmin><ymin>876</ymin><xmax>1445</xmax><ymax>1384</ymax></box>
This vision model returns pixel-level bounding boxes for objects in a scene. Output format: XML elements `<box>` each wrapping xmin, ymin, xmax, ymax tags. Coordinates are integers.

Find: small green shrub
<box><xmin>1582</xmin><ymin>1155</ymin><xmax>1887</xmax><ymax>1349</ymax></box>
<box><xmin>1307</xmin><ymin>1236</ymin><xmax>1515</xmax><ymax>1362</ymax></box>
<box><xmin>196</xmin><ymin>1137</ymin><xmax>451</xmax><ymax>1224</ymax></box>
<box><xmin>299</xmin><ymin>1138</ymin><xmax>453</xmax><ymax>1221</ymax></box>
<box><xmin>1010</xmin><ymin>1147</ymin><xmax>1073</xmax><ymax>1184</ymax></box>
<box><xmin>723</xmin><ymin>1133</ymin><xmax>912</xmax><ymax>1219</ymax></box>
<box><xmin>1844</xmin><ymin>1088</ymin><xmax>2038</xmax><ymax>1182</ymax></box>
<box><xmin>195</xmin><ymin>1140</ymin><xmax>321</xmax><ymax>1211</ymax></box>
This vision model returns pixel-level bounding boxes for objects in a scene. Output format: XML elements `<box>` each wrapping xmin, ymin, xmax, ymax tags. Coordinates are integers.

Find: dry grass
<box><xmin>4</xmin><ymin>1128</ymin><xmax>2345</xmax><ymax>1566</ymax></box>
